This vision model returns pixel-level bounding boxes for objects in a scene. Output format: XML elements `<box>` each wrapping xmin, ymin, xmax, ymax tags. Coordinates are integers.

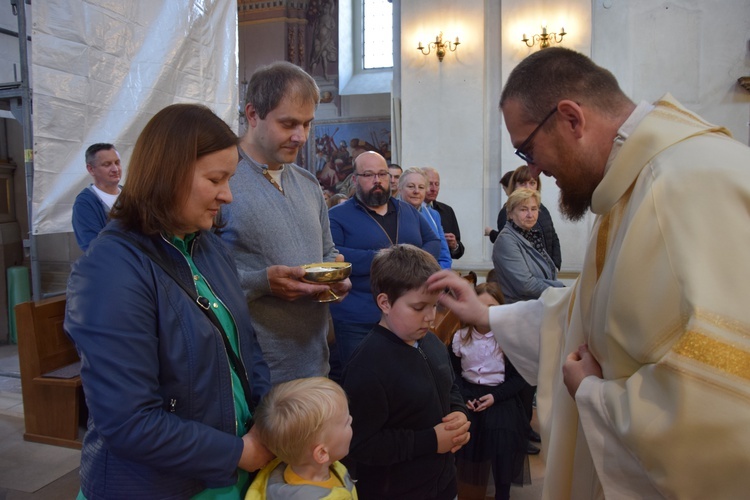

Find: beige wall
<box><xmin>499</xmin><ymin>0</ymin><xmax>593</xmax><ymax>273</ymax></box>
<box><xmin>399</xmin><ymin>0</ymin><xmax>493</xmax><ymax>269</ymax></box>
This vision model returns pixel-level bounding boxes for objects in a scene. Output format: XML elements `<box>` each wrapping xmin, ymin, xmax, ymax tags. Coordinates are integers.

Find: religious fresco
<box><xmin>308</xmin><ymin>117</ymin><xmax>391</xmax><ymax>196</ymax></box>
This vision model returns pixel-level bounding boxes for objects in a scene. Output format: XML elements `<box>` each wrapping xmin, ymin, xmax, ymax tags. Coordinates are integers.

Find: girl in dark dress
<box><xmin>451</xmin><ymin>282</ymin><xmax>531</xmax><ymax>499</ymax></box>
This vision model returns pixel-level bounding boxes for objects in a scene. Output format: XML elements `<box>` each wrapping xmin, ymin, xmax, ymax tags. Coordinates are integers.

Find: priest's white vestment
<box><xmin>491</xmin><ymin>94</ymin><xmax>750</xmax><ymax>499</ymax></box>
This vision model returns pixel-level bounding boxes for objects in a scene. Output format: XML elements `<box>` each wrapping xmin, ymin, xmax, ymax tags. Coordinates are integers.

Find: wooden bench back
<box><xmin>15</xmin><ymin>295</ymin><xmax>85</xmax><ymax>448</ymax></box>
<box><xmin>432</xmin><ymin>305</ymin><xmax>463</xmax><ymax>346</ymax></box>
<box><xmin>16</xmin><ymin>295</ymin><xmax>78</xmax><ymax>378</ymax></box>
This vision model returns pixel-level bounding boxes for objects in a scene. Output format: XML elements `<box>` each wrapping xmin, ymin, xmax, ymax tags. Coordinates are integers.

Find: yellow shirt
<box><xmin>283</xmin><ymin>464</ymin><xmax>344</xmax><ymax>489</ymax></box>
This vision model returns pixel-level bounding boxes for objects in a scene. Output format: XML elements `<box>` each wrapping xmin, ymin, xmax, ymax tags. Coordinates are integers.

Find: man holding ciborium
<box><xmin>219</xmin><ymin>61</ymin><xmax>350</xmax><ymax>384</ymax></box>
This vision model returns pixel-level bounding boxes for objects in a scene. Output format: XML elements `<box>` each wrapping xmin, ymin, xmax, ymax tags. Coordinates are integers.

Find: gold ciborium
<box><xmin>300</xmin><ymin>262</ymin><xmax>352</xmax><ymax>303</ymax></box>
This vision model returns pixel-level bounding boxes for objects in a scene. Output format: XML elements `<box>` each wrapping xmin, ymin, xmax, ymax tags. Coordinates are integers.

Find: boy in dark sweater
<box><xmin>341</xmin><ymin>244</ymin><xmax>471</xmax><ymax>499</ymax></box>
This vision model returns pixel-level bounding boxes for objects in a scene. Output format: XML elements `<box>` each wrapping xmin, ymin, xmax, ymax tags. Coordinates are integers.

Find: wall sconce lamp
<box><xmin>522</xmin><ymin>25</ymin><xmax>566</xmax><ymax>49</ymax></box>
<box><xmin>417</xmin><ymin>32</ymin><xmax>460</xmax><ymax>62</ymax></box>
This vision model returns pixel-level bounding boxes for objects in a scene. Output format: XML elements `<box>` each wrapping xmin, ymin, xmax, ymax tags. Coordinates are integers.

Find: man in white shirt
<box><xmin>72</xmin><ymin>143</ymin><xmax>122</xmax><ymax>251</ymax></box>
<box><xmin>428</xmin><ymin>47</ymin><xmax>750</xmax><ymax>499</ymax></box>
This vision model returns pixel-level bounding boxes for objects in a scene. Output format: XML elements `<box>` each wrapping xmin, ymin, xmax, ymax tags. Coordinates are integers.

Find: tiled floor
<box><xmin>0</xmin><ymin>343</ymin><xmax>546</xmax><ymax>498</ymax></box>
<box><xmin>509</xmin><ymin>415</ymin><xmax>545</xmax><ymax>500</ymax></box>
<box><xmin>0</xmin><ymin>383</ymin><xmax>23</xmax><ymax>419</ymax></box>
<box><xmin>0</xmin><ymin>344</ymin><xmax>23</xmax><ymax>419</ymax></box>
<box><xmin>0</xmin><ymin>344</ymin><xmax>82</xmax><ymax>498</ymax></box>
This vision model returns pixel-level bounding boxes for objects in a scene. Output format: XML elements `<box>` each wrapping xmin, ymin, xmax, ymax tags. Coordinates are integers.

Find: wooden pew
<box><xmin>431</xmin><ymin>271</ymin><xmax>475</xmax><ymax>346</ymax></box>
<box><xmin>15</xmin><ymin>295</ymin><xmax>85</xmax><ymax>449</ymax></box>
<box><xmin>432</xmin><ymin>304</ymin><xmax>462</xmax><ymax>346</ymax></box>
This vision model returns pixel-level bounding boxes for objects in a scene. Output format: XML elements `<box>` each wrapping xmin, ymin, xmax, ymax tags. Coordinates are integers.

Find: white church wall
<box><xmin>400</xmin><ymin>0</ymin><xmax>491</xmax><ymax>270</ymax></box>
<box><xmin>399</xmin><ymin>0</ymin><xmax>749</xmax><ymax>276</ymax></box>
<box><xmin>593</xmin><ymin>0</ymin><xmax>750</xmax><ymax>145</ymax></box>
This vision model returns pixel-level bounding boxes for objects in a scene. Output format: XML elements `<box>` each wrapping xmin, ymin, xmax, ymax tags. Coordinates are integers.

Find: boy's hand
<box><xmin>435</xmin><ymin>411</ymin><xmax>471</xmax><ymax>454</ymax></box>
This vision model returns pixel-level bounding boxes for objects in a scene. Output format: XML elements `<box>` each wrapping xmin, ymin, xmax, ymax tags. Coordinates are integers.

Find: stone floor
<box><xmin>0</xmin><ymin>344</ymin><xmax>81</xmax><ymax>498</ymax></box>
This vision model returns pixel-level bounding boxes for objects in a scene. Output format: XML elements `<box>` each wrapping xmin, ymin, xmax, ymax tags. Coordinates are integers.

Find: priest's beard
<box><xmin>559</xmin><ymin>184</ymin><xmax>594</xmax><ymax>222</ymax></box>
<box><xmin>554</xmin><ymin>143</ymin><xmax>599</xmax><ymax>222</ymax></box>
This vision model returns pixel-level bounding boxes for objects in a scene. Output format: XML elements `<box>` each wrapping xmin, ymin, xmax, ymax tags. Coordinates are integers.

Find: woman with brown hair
<box><xmin>65</xmin><ymin>104</ymin><xmax>272</xmax><ymax>499</ymax></box>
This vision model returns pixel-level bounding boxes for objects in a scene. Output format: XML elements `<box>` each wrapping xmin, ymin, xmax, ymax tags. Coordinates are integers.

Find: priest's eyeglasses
<box><xmin>514</xmin><ymin>107</ymin><xmax>558</xmax><ymax>165</ymax></box>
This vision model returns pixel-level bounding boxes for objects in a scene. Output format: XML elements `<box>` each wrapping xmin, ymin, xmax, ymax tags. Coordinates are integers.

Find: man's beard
<box><xmin>553</xmin><ymin>142</ymin><xmax>597</xmax><ymax>222</ymax></box>
<box><xmin>357</xmin><ymin>183</ymin><xmax>390</xmax><ymax>207</ymax></box>
<box><xmin>559</xmin><ymin>188</ymin><xmax>592</xmax><ymax>222</ymax></box>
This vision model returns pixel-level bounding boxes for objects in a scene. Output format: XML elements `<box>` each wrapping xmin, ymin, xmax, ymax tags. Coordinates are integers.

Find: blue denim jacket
<box><xmin>66</xmin><ymin>220</ymin><xmax>270</xmax><ymax>499</ymax></box>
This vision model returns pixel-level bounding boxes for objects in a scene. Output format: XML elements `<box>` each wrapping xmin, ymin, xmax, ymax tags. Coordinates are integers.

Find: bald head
<box><xmin>353</xmin><ymin>151</ymin><xmax>390</xmax><ymax>208</ymax></box>
<box><xmin>354</xmin><ymin>151</ymin><xmax>387</xmax><ymax>172</ymax></box>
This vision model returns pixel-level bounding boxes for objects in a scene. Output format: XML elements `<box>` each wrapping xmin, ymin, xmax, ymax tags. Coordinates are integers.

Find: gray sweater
<box><xmin>218</xmin><ymin>149</ymin><xmax>338</xmax><ymax>384</ymax></box>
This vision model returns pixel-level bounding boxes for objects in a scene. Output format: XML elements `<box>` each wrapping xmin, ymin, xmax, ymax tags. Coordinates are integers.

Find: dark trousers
<box><xmin>332</xmin><ymin>320</ymin><xmax>376</xmax><ymax>368</ymax></box>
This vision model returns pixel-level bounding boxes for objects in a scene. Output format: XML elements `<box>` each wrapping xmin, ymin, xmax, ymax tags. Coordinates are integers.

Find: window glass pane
<box><xmin>363</xmin><ymin>0</ymin><xmax>393</xmax><ymax>69</ymax></box>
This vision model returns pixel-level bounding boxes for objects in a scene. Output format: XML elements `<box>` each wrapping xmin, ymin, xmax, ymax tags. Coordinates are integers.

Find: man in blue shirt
<box><xmin>72</xmin><ymin>143</ymin><xmax>122</xmax><ymax>251</ymax></box>
<box><xmin>328</xmin><ymin>151</ymin><xmax>442</xmax><ymax>365</ymax></box>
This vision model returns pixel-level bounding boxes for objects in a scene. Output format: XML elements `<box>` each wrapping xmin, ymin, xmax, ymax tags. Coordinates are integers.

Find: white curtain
<box><xmin>31</xmin><ymin>0</ymin><xmax>238</xmax><ymax>235</ymax></box>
